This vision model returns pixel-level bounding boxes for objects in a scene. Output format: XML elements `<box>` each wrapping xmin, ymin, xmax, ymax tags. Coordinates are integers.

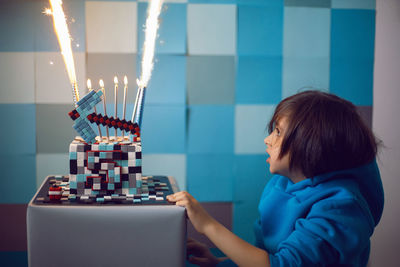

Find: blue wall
<box><xmin>0</xmin><ymin>0</ymin><xmax>376</xmax><ymax>260</ymax></box>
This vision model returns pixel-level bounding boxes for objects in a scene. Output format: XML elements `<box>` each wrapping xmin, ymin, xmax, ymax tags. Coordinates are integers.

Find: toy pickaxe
<box><xmin>68</xmin><ymin>90</ymin><xmax>140</xmax><ymax>144</ymax></box>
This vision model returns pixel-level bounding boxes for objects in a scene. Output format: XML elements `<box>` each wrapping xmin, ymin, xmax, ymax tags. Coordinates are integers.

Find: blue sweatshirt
<box><xmin>219</xmin><ymin>160</ymin><xmax>384</xmax><ymax>267</ymax></box>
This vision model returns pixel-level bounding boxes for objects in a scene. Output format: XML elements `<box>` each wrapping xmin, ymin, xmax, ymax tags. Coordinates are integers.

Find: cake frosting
<box><xmin>69</xmin><ymin>137</ymin><xmax>142</xmax><ymax>197</ymax></box>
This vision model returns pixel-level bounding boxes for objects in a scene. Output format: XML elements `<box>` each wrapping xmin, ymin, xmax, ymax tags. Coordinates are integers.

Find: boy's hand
<box><xmin>187</xmin><ymin>238</ymin><xmax>226</xmax><ymax>267</ymax></box>
<box><xmin>167</xmin><ymin>191</ymin><xmax>215</xmax><ymax>234</ymax></box>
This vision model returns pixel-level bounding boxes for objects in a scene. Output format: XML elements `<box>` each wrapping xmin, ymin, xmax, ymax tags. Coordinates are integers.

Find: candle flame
<box><xmin>87</xmin><ymin>79</ymin><xmax>92</xmax><ymax>90</ymax></box>
<box><xmin>138</xmin><ymin>0</ymin><xmax>164</xmax><ymax>88</ymax></box>
<box><xmin>49</xmin><ymin>0</ymin><xmax>79</xmax><ymax>103</ymax></box>
<box><xmin>99</xmin><ymin>79</ymin><xmax>104</xmax><ymax>88</ymax></box>
<box><xmin>114</xmin><ymin>76</ymin><xmax>118</xmax><ymax>84</ymax></box>
<box><xmin>124</xmin><ymin>75</ymin><xmax>128</xmax><ymax>85</ymax></box>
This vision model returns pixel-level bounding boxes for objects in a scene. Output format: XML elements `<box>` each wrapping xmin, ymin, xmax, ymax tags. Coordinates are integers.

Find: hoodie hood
<box><xmin>284</xmin><ymin>159</ymin><xmax>384</xmax><ymax>226</ymax></box>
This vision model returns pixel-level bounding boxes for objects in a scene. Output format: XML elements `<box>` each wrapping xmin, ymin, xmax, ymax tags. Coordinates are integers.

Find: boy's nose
<box><xmin>264</xmin><ymin>135</ymin><xmax>270</xmax><ymax>146</ymax></box>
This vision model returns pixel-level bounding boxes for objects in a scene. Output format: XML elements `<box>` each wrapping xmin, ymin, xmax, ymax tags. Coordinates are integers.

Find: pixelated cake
<box><xmin>69</xmin><ymin>137</ymin><xmax>142</xmax><ymax>197</ymax></box>
<box><xmin>40</xmin><ymin>74</ymin><xmax>172</xmax><ymax>203</ymax></box>
<box><xmin>45</xmin><ymin>135</ymin><xmax>170</xmax><ymax>204</ymax></box>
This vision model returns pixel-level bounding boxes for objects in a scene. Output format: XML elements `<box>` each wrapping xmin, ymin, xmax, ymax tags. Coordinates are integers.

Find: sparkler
<box><xmin>131</xmin><ymin>0</ymin><xmax>164</xmax><ymax>130</ymax></box>
<box><xmin>99</xmin><ymin>79</ymin><xmax>109</xmax><ymax>141</ymax></box>
<box><xmin>132</xmin><ymin>84</ymin><xmax>146</xmax><ymax>127</ymax></box>
<box><xmin>48</xmin><ymin>0</ymin><xmax>80</xmax><ymax>106</ymax></box>
<box><xmin>114</xmin><ymin>76</ymin><xmax>118</xmax><ymax>139</ymax></box>
<box><xmin>48</xmin><ymin>0</ymin><xmax>165</xmax><ymax>144</ymax></box>
<box><xmin>87</xmin><ymin>79</ymin><xmax>102</xmax><ymax>139</ymax></box>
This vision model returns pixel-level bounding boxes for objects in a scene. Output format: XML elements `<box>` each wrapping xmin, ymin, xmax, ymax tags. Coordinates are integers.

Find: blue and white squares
<box><xmin>86</xmin><ymin>1</ymin><xmax>138</xmax><ymax>53</ymax></box>
<box><xmin>237</xmin><ymin>4</ymin><xmax>283</xmax><ymax>56</ymax></box>
<box><xmin>330</xmin><ymin>9</ymin><xmax>375</xmax><ymax>105</ymax></box>
<box><xmin>235</xmin><ymin>105</ymin><xmax>275</xmax><ymax>154</ymax></box>
<box><xmin>187</xmin><ymin>4</ymin><xmax>236</xmax><ymax>55</ymax></box>
<box><xmin>188</xmin><ymin>105</ymin><xmax>234</xmax><ymax>154</ymax></box>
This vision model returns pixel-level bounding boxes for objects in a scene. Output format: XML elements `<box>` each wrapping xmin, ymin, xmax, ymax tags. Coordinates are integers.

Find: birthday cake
<box><xmin>69</xmin><ymin>137</ymin><xmax>142</xmax><ymax>196</ymax></box>
<box><xmin>44</xmin><ymin>136</ymin><xmax>171</xmax><ymax>204</ymax></box>
<box><xmin>41</xmin><ymin>77</ymin><xmax>174</xmax><ymax>203</ymax></box>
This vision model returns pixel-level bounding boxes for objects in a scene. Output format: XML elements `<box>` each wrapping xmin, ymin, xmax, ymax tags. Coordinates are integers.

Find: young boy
<box><xmin>167</xmin><ymin>91</ymin><xmax>384</xmax><ymax>267</ymax></box>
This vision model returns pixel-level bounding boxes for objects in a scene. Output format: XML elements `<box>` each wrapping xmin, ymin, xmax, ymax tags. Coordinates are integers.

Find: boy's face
<box><xmin>264</xmin><ymin>117</ymin><xmax>291</xmax><ymax>177</ymax></box>
<box><xmin>264</xmin><ymin>117</ymin><xmax>305</xmax><ymax>183</ymax></box>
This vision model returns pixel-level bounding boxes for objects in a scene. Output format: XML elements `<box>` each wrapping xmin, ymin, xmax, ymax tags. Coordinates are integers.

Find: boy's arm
<box><xmin>205</xmin><ymin>217</ymin><xmax>270</xmax><ymax>267</ymax></box>
<box><xmin>167</xmin><ymin>191</ymin><xmax>271</xmax><ymax>267</ymax></box>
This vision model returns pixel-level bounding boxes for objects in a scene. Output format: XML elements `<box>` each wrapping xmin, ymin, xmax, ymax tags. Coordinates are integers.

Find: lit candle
<box><xmin>114</xmin><ymin>76</ymin><xmax>118</xmax><ymax>139</ymax></box>
<box><xmin>99</xmin><ymin>79</ymin><xmax>109</xmax><ymax>141</ymax></box>
<box><xmin>122</xmin><ymin>76</ymin><xmax>128</xmax><ymax>139</ymax></box>
<box><xmin>87</xmin><ymin>79</ymin><xmax>102</xmax><ymax>140</ymax></box>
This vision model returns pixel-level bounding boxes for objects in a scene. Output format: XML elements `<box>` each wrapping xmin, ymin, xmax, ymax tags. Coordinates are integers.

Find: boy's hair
<box><xmin>268</xmin><ymin>90</ymin><xmax>378</xmax><ymax>177</ymax></box>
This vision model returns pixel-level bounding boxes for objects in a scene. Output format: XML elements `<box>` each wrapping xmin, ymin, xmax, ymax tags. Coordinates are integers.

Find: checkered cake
<box><xmin>69</xmin><ymin>137</ymin><xmax>142</xmax><ymax>197</ymax></box>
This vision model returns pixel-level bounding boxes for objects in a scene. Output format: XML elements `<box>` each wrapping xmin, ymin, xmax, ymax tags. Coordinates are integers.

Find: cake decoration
<box><xmin>45</xmin><ymin>0</ymin><xmax>165</xmax><ymax>203</ymax></box>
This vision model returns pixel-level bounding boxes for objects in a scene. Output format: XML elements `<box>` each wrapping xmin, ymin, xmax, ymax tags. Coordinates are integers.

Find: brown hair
<box><xmin>268</xmin><ymin>90</ymin><xmax>378</xmax><ymax>177</ymax></box>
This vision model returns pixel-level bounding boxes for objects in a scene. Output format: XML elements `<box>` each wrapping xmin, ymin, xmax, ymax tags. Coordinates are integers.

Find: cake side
<box><xmin>69</xmin><ymin>137</ymin><xmax>142</xmax><ymax>197</ymax></box>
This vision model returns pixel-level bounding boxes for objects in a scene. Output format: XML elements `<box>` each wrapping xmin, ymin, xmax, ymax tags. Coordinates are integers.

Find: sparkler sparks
<box><xmin>131</xmin><ymin>0</ymin><xmax>164</xmax><ymax>128</ymax></box>
<box><xmin>48</xmin><ymin>0</ymin><xmax>79</xmax><ymax>106</ymax></box>
<box><xmin>137</xmin><ymin>0</ymin><xmax>164</xmax><ymax>88</ymax></box>
<box><xmin>43</xmin><ymin>8</ymin><xmax>52</xmax><ymax>16</ymax></box>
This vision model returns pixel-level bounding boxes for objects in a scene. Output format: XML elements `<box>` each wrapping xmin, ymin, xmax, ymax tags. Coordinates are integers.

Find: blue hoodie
<box><xmin>219</xmin><ymin>160</ymin><xmax>384</xmax><ymax>267</ymax></box>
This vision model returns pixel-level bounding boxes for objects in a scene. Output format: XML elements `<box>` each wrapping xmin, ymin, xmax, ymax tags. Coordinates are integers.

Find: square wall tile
<box><xmin>284</xmin><ymin>0</ymin><xmax>331</xmax><ymax>8</ymax></box>
<box><xmin>35</xmin><ymin>52</ymin><xmax>86</xmax><ymax>104</ymax></box>
<box><xmin>233</xmin><ymin>155</ymin><xmax>272</xmax><ymax>243</ymax></box>
<box><xmin>138</xmin><ymin>3</ymin><xmax>186</xmax><ymax>54</ymax></box>
<box><xmin>330</xmin><ymin>9</ymin><xmax>375</xmax><ymax>105</ymax></box>
<box><xmin>332</xmin><ymin>0</ymin><xmax>375</xmax><ymax>10</ymax></box>
<box><xmin>187</xmin><ymin>56</ymin><xmax>235</xmax><ymax>105</ymax></box>
<box><xmin>0</xmin><ymin>104</ymin><xmax>36</xmax><ymax>155</ymax></box>
<box><xmin>142</xmin><ymin>154</ymin><xmax>187</xmax><ymax>190</ymax></box>
<box><xmin>330</xmin><ymin>57</ymin><xmax>373</xmax><ymax>105</ymax></box>
<box><xmin>237</xmin><ymin>4</ymin><xmax>283</xmax><ymax>56</ymax></box>
<box><xmin>36</xmin><ymin>104</ymin><xmax>77</xmax><ymax>154</ymax></box>
<box><xmin>189</xmin><ymin>0</ymin><xmax>236</xmax><ymax>3</ymax></box>
<box><xmin>140</xmin><ymin>55</ymin><xmax>186</xmax><ymax>105</ymax></box>
<box><xmin>0</xmin><ymin>53</ymin><xmax>35</xmax><ymax>103</ymax></box>
<box><xmin>141</xmin><ymin>105</ymin><xmax>186</xmax><ymax>153</ymax></box>
<box><xmin>282</xmin><ymin>57</ymin><xmax>330</xmax><ymax>98</ymax></box>
<box><xmin>187</xmin><ymin>154</ymin><xmax>234</xmax><ymax>201</ymax></box>
<box><xmin>35</xmin><ymin>0</ymin><xmax>86</xmax><ymax>52</ymax></box>
<box><xmin>236</xmin><ymin>56</ymin><xmax>282</xmax><ymax>104</ymax></box>
<box><xmin>139</xmin><ymin>0</ymin><xmax>188</xmax><ymax>2</ymax></box>
<box><xmin>0</xmin><ymin>0</ymin><xmax>36</xmax><ymax>51</ymax></box>
<box><xmin>331</xmin><ymin>9</ymin><xmax>375</xmax><ymax>60</ymax></box>
<box><xmin>283</xmin><ymin>7</ymin><xmax>331</xmax><ymax>58</ymax></box>
<box><xmin>187</xmin><ymin>4</ymin><xmax>236</xmax><ymax>55</ymax></box>
<box><xmin>36</xmin><ymin>153</ymin><xmax>69</xmax><ymax>188</ymax></box>
<box><xmin>0</xmin><ymin>154</ymin><xmax>36</xmax><ymax>203</ymax></box>
<box><xmin>188</xmin><ymin>105</ymin><xmax>234</xmax><ymax>154</ymax></box>
<box><xmin>86</xmin><ymin>53</ymin><xmax>137</xmax><ymax>104</ymax></box>
<box><xmin>235</xmin><ymin>105</ymin><xmax>275</xmax><ymax>154</ymax></box>
<box><xmin>236</xmin><ymin>0</ymin><xmax>283</xmax><ymax>5</ymax></box>
<box><xmin>283</xmin><ymin>5</ymin><xmax>331</xmax><ymax>97</ymax></box>
<box><xmin>0</xmin><ymin>252</ymin><xmax>28</xmax><ymax>266</ymax></box>
<box><xmin>86</xmin><ymin>1</ymin><xmax>137</xmax><ymax>53</ymax></box>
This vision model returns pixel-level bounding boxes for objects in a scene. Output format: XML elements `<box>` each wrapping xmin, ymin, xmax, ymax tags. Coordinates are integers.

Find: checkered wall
<box><xmin>0</xmin><ymin>0</ymin><xmax>376</xmax><ymax>244</ymax></box>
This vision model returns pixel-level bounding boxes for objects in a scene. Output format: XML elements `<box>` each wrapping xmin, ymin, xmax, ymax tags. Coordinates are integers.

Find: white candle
<box><xmin>114</xmin><ymin>76</ymin><xmax>118</xmax><ymax>139</ymax></box>
<box><xmin>99</xmin><ymin>79</ymin><xmax>109</xmax><ymax>141</ymax></box>
<box><xmin>122</xmin><ymin>76</ymin><xmax>128</xmax><ymax>138</ymax></box>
